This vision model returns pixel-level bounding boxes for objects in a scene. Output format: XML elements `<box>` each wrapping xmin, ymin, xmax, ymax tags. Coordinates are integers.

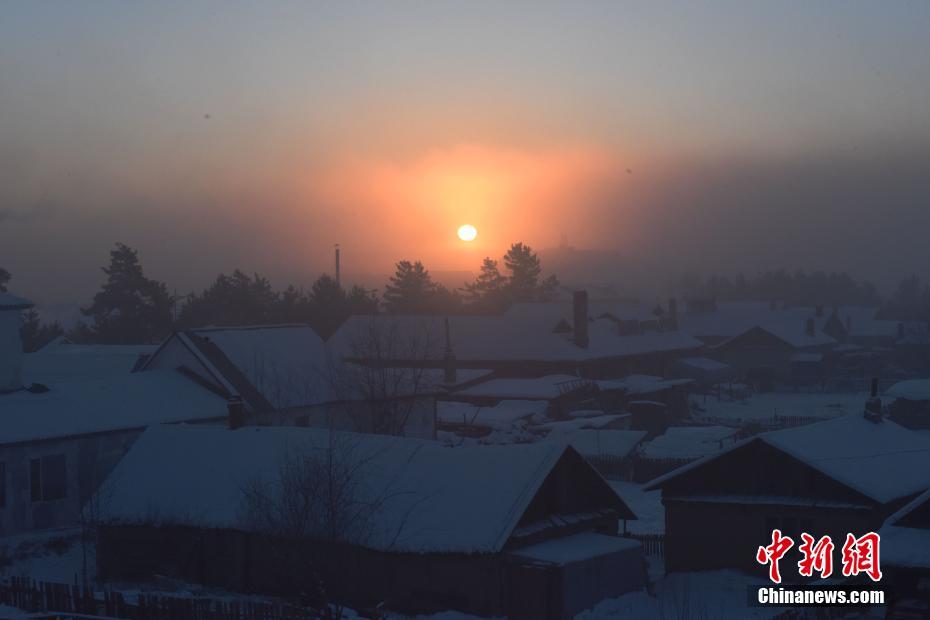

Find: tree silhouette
<box><xmin>502</xmin><ymin>242</ymin><xmax>560</xmax><ymax>303</ymax></box>
<box><xmin>383</xmin><ymin>260</ymin><xmax>437</xmax><ymax>314</ymax></box>
<box><xmin>20</xmin><ymin>308</ymin><xmax>64</xmax><ymax>352</ymax></box>
<box><xmin>0</xmin><ymin>267</ymin><xmax>10</xmax><ymax>292</ymax></box>
<box><xmin>81</xmin><ymin>243</ymin><xmax>173</xmax><ymax>343</ymax></box>
<box><xmin>463</xmin><ymin>258</ymin><xmax>507</xmax><ymax>308</ymax></box>
<box><xmin>179</xmin><ymin>270</ymin><xmax>277</xmax><ymax>327</ymax></box>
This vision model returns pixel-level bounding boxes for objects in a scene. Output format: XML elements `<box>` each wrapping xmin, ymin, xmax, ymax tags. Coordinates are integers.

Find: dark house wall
<box><xmin>0</xmin><ymin>429</ymin><xmax>140</xmax><ymax>536</ymax></box>
<box><xmin>658</xmin><ymin>440</ymin><xmax>902</xmax><ymax>574</ymax></box>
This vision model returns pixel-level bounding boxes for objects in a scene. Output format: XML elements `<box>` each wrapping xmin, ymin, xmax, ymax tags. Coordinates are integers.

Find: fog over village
<box><xmin>3</xmin><ymin>3</ymin><xmax>930</xmax><ymax>620</ymax></box>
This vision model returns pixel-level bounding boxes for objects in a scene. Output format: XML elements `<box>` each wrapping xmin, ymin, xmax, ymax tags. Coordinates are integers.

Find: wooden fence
<box><xmin>623</xmin><ymin>533</ymin><xmax>665</xmax><ymax>557</ymax></box>
<box><xmin>0</xmin><ymin>577</ymin><xmax>326</xmax><ymax>620</ymax></box>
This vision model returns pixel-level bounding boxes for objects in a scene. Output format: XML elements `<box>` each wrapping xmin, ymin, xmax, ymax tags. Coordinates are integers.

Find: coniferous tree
<box><xmin>463</xmin><ymin>258</ymin><xmax>507</xmax><ymax>308</ymax></box>
<box><xmin>502</xmin><ymin>242</ymin><xmax>560</xmax><ymax>303</ymax></box>
<box><xmin>20</xmin><ymin>308</ymin><xmax>64</xmax><ymax>352</ymax></box>
<box><xmin>383</xmin><ymin>260</ymin><xmax>436</xmax><ymax>314</ymax></box>
<box><xmin>179</xmin><ymin>270</ymin><xmax>278</xmax><ymax>327</ymax></box>
<box><xmin>81</xmin><ymin>243</ymin><xmax>173</xmax><ymax>343</ymax></box>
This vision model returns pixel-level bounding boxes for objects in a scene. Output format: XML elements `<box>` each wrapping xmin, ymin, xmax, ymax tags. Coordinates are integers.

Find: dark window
<box><xmin>0</xmin><ymin>462</ymin><xmax>5</xmax><ymax>508</ymax></box>
<box><xmin>30</xmin><ymin>454</ymin><xmax>67</xmax><ymax>502</ymax></box>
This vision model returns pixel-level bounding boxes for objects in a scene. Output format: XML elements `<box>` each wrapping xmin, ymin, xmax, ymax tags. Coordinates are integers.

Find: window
<box><xmin>30</xmin><ymin>454</ymin><xmax>67</xmax><ymax>502</ymax></box>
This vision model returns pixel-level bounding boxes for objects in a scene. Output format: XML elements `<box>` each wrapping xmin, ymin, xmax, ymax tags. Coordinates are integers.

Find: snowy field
<box><xmin>0</xmin><ymin>527</ymin><xmax>92</xmax><ymax>584</ymax></box>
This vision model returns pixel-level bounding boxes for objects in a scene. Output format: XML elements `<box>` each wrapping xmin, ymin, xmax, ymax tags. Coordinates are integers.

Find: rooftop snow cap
<box><xmin>573</xmin><ymin>290</ymin><xmax>589</xmax><ymax>348</ymax></box>
<box><xmin>0</xmin><ymin>292</ymin><xmax>34</xmax><ymax>393</ymax></box>
<box><xmin>864</xmin><ymin>377</ymin><xmax>883</xmax><ymax>423</ymax></box>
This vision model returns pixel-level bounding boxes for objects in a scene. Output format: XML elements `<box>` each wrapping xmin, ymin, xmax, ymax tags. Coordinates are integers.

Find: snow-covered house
<box><xmin>331</xmin><ymin>293</ymin><xmax>703</xmax><ymax>380</ymax></box>
<box><xmin>0</xmin><ymin>371</ymin><xmax>229</xmax><ymax>535</ymax></box>
<box><xmin>0</xmin><ymin>291</ymin><xmax>33</xmax><ymax>393</ymax></box>
<box><xmin>93</xmin><ymin>424</ymin><xmax>644</xmax><ymax>618</ymax></box>
<box><xmin>22</xmin><ymin>337</ymin><xmax>156</xmax><ymax>384</ymax></box>
<box><xmin>644</xmin><ymin>412</ymin><xmax>930</xmax><ymax>574</ymax></box>
<box><xmin>141</xmin><ymin>325</ymin><xmax>441</xmax><ymax>438</ymax></box>
<box><xmin>879</xmin><ymin>488</ymin><xmax>930</xmax><ymax>612</ymax></box>
<box><xmin>886</xmin><ymin>379</ymin><xmax>930</xmax><ymax>429</ymax></box>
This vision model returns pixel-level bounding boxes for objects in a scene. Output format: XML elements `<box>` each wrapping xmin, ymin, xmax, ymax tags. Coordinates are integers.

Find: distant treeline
<box><xmin>676</xmin><ymin>271</ymin><xmax>882</xmax><ymax>307</ymax></box>
<box><xmin>1</xmin><ymin>241</ymin><xmax>559</xmax><ymax>348</ymax></box>
<box><xmin>677</xmin><ymin>270</ymin><xmax>930</xmax><ymax>323</ymax></box>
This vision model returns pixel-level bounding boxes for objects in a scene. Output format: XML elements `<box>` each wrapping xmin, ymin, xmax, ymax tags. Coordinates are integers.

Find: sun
<box><xmin>457</xmin><ymin>224</ymin><xmax>478</xmax><ymax>242</ymax></box>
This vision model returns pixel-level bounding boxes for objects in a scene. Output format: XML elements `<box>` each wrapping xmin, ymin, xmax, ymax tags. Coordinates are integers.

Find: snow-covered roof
<box><xmin>548</xmin><ymin>429</ymin><xmax>647</xmax><ymax>459</ymax></box>
<box><xmin>331</xmin><ymin>314</ymin><xmax>702</xmax><ymax>365</ymax></box>
<box><xmin>675</xmin><ymin>357</ymin><xmax>730</xmax><ymax>372</ymax></box>
<box><xmin>0</xmin><ymin>292</ymin><xmax>33</xmax><ymax>310</ymax></box>
<box><xmin>886</xmin><ymin>379</ymin><xmax>930</xmax><ymax>402</ymax></box>
<box><xmin>596</xmin><ymin>374</ymin><xmax>692</xmax><ymax>395</ymax></box>
<box><xmin>23</xmin><ymin>341</ymin><xmax>156</xmax><ymax>385</ymax></box>
<box><xmin>641</xmin><ymin>426</ymin><xmax>739</xmax><ymax>460</ymax></box>
<box><xmin>187</xmin><ymin>325</ymin><xmax>332</xmax><ymax>409</ymax></box>
<box><xmin>647</xmin><ymin>414</ymin><xmax>930</xmax><ymax>504</ymax></box>
<box><xmin>437</xmin><ymin>399</ymin><xmax>547</xmax><ymax>429</ymax></box>
<box><xmin>539</xmin><ymin>415</ymin><xmax>628</xmax><ymax>433</ymax></box>
<box><xmin>452</xmin><ymin>374</ymin><xmax>587</xmax><ymax>400</ymax></box>
<box><xmin>880</xmin><ymin>488</ymin><xmax>930</xmax><ymax>568</ymax></box>
<box><xmin>508</xmin><ymin>531</ymin><xmax>641</xmax><ymax>566</ymax></box>
<box><xmin>0</xmin><ymin>370</ymin><xmax>228</xmax><ymax>445</ymax></box>
<box><xmin>94</xmin><ymin>424</ymin><xmax>631</xmax><ymax>554</ymax></box>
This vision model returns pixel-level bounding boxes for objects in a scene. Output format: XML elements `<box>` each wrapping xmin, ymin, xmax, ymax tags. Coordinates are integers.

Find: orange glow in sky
<box><xmin>305</xmin><ymin>143</ymin><xmax>633</xmax><ymax>271</ymax></box>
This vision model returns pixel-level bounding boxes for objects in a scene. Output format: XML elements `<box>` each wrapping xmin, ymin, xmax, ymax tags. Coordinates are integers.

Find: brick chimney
<box><xmin>227</xmin><ymin>395</ymin><xmax>245</xmax><ymax>430</ymax></box>
<box><xmin>0</xmin><ymin>293</ymin><xmax>33</xmax><ymax>393</ymax></box>
<box><xmin>443</xmin><ymin>317</ymin><xmax>457</xmax><ymax>385</ymax></box>
<box><xmin>573</xmin><ymin>290</ymin><xmax>589</xmax><ymax>348</ymax></box>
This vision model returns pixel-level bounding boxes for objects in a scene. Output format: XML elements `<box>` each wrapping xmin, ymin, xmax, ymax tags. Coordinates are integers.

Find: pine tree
<box><xmin>463</xmin><ymin>258</ymin><xmax>507</xmax><ymax>307</ymax></box>
<box><xmin>179</xmin><ymin>270</ymin><xmax>278</xmax><ymax>327</ymax></box>
<box><xmin>81</xmin><ymin>243</ymin><xmax>173</xmax><ymax>343</ymax></box>
<box><xmin>383</xmin><ymin>260</ymin><xmax>436</xmax><ymax>313</ymax></box>
<box><xmin>503</xmin><ymin>242</ymin><xmax>542</xmax><ymax>302</ymax></box>
<box><xmin>20</xmin><ymin>308</ymin><xmax>64</xmax><ymax>352</ymax></box>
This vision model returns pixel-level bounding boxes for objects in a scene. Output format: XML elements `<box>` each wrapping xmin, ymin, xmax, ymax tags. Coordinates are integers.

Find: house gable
<box><xmin>651</xmin><ymin>438</ymin><xmax>877</xmax><ymax>508</ymax></box>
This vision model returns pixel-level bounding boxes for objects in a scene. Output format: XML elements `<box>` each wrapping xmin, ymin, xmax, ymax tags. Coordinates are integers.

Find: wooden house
<box><xmin>645</xmin><ymin>412</ymin><xmax>930</xmax><ymax>576</ymax></box>
<box><xmin>93</xmin><ymin>425</ymin><xmax>645</xmax><ymax>619</ymax></box>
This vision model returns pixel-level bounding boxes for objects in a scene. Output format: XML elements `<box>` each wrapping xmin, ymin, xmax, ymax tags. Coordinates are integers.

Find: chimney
<box><xmin>805</xmin><ymin>317</ymin><xmax>815</xmax><ymax>338</ymax></box>
<box><xmin>668</xmin><ymin>297</ymin><xmax>678</xmax><ymax>330</ymax></box>
<box><xmin>443</xmin><ymin>317</ymin><xmax>457</xmax><ymax>385</ymax></box>
<box><xmin>864</xmin><ymin>378</ymin><xmax>882</xmax><ymax>423</ymax></box>
<box><xmin>0</xmin><ymin>293</ymin><xmax>33</xmax><ymax>393</ymax></box>
<box><xmin>573</xmin><ymin>290</ymin><xmax>589</xmax><ymax>348</ymax></box>
<box><xmin>815</xmin><ymin>304</ymin><xmax>824</xmax><ymax>317</ymax></box>
<box><xmin>334</xmin><ymin>244</ymin><xmax>341</xmax><ymax>286</ymax></box>
<box><xmin>227</xmin><ymin>395</ymin><xmax>245</xmax><ymax>430</ymax></box>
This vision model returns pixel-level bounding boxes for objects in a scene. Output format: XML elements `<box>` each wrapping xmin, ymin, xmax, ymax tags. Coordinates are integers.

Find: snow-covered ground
<box><xmin>576</xmin><ymin>570</ymin><xmax>790</xmax><ymax>619</ymax></box>
<box><xmin>0</xmin><ymin>527</ymin><xmax>91</xmax><ymax>583</ymax></box>
<box><xmin>693</xmin><ymin>390</ymin><xmax>869</xmax><ymax>423</ymax></box>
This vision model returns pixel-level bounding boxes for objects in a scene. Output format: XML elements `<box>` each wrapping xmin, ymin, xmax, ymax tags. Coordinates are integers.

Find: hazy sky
<box><xmin>2</xmin><ymin>1</ymin><xmax>930</xmax><ymax>302</ymax></box>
